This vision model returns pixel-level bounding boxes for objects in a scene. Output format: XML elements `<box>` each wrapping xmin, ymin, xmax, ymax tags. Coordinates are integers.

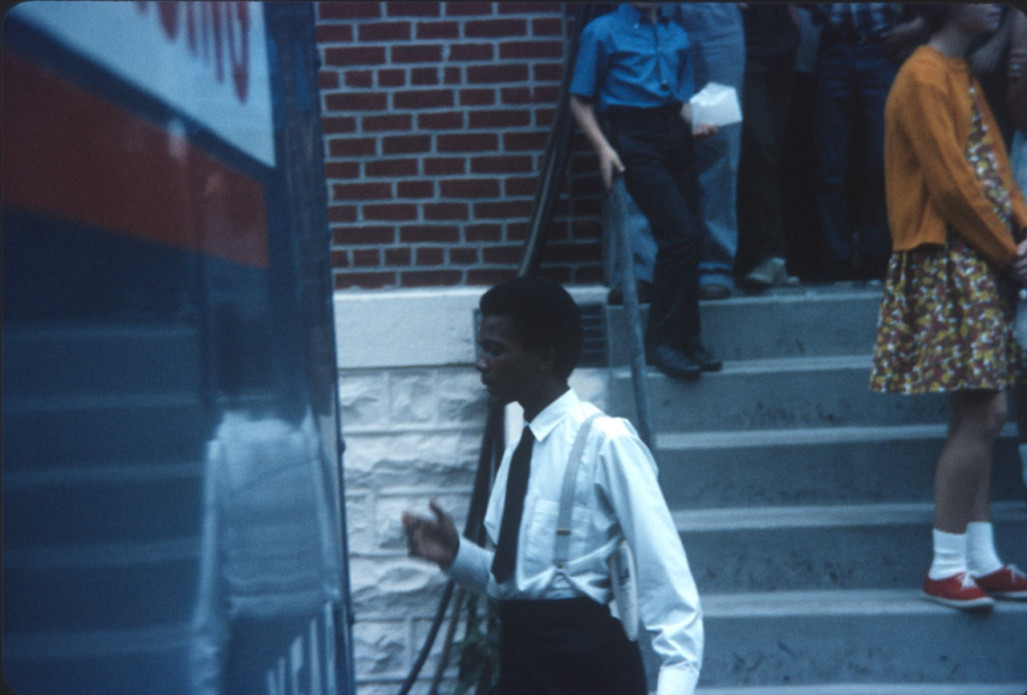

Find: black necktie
<box><xmin>492</xmin><ymin>426</ymin><xmax>534</xmax><ymax>583</ymax></box>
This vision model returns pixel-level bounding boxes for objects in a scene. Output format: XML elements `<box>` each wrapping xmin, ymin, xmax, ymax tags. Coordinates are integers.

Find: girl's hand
<box><xmin>1010</xmin><ymin>240</ymin><xmax>1027</xmax><ymax>285</ymax></box>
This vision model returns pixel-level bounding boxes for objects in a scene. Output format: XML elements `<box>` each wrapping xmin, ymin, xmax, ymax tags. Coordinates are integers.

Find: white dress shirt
<box><xmin>448</xmin><ymin>389</ymin><xmax>704</xmax><ymax>694</ymax></box>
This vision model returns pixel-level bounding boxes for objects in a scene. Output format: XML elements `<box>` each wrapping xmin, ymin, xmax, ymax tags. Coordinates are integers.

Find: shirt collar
<box><xmin>525</xmin><ymin>388</ymin><xmax>579</xmax><ymax>443</ymax></box>
<box><xmin>619</xmin><ymin>3</ymin><xmax>669</xmax><ymax>28</ymax></box>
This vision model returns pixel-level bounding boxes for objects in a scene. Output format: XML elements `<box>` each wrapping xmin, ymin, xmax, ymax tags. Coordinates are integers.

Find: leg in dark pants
<box><xmin>738</xmin><ymin>47</ymin><xmax>796</xmax><ymax>274</ymax></box>
<box><xmin>497</xmin><ymin>598</ymin><xmax>647</xmax><ymax>695</ymax></box>
<box><xmin>609</xmin><ymin>106</ymin><xmax>705</xmax><ymax>355</ymax></box>
<box><xmin>853</xmin><ymin>46</ymin><xmax>896</xmax><ymax>276</ymax></box>
<box><xmin>815</xmin><ymin>41</ymin><xmax>859</xmax><ymax>271</ymax></box>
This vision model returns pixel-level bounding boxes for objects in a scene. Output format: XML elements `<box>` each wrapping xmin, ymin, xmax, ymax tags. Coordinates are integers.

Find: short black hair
<box><xmin>479</xmin><ymin>276</ymin><xmax>583</xmax><ymax>381</ymax></box>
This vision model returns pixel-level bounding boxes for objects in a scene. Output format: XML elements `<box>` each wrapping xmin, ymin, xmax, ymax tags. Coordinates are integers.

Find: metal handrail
<box><xmin>609</xmin><ymin>173</ymin><xmax>655</xmax><ymax>448</ymax></box>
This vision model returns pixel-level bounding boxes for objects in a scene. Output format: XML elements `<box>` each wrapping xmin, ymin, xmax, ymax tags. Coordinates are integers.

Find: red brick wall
<box><xmin>316</xmin><ymin>1</ymin><xmax>605</xmax><ymax>290</ymax></box>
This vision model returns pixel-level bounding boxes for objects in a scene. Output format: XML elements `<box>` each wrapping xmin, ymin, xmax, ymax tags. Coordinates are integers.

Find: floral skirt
<box><xmin>870</xmin><ymin>234</ymin><xmax>1025</xmax><ymax>394</ymax></box>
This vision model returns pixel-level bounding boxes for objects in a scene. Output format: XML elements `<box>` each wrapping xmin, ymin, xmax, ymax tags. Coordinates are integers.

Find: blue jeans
<box><xmin>738</xmin><ymin>44</ymin><xmax>798</xmax><ymax>269</ymax></box>
<box><xmin>677</xmin><ymin>3</ymin><xmax>746</xmax><ymax>288</ymax></box>
<box><xmin>815</xmin><ymin>40</ymin><xmax>897</xmax><ymax>264</ymax></box>
<box><xmin>604</xmin><ymin>177</ymin><xmax>657</xmax><ymax>286</ymax></box>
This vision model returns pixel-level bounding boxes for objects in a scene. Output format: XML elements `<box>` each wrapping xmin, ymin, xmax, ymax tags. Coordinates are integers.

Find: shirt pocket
<box><xmin>521</xmin><ymin>497</ymin><xmax>594</xmax><ymax>577</ymax></box>
<box><xmin>521</xmin><ymin>497</ymin><xmax>560</xmax><ymax>577</ymax></box>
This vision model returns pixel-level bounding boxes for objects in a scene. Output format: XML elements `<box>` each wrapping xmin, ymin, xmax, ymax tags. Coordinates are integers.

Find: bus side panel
<box><xmin>2</xmin><ymin>3</ymin><xmax>352</xmax><ymax>693</ymax></box>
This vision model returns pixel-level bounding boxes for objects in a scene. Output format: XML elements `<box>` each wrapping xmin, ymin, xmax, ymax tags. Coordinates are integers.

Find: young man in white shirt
<box><xmin>402</xmin><ymin>276</ymin><xmax>704</xmax><ymax>694</ymax></box>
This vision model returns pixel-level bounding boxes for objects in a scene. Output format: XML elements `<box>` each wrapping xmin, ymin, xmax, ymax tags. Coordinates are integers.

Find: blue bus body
<box><xmin>2</xmin><ymin>2</ymin><xmax>354</xmax><ymax>693</ymax></box>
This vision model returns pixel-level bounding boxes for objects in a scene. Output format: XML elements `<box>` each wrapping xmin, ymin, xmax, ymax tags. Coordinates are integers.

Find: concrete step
<box><xmin>696</xmin><ymin>685</ymin><xmax>1027</xmax><ymax>695</ymax></box>
<box><xmin>3</xmin><ymin>626</ymin><xmax>192</xmax><ymax>695</ymax></box>
<box><xmin>687</xmin><ymin>589</ymin><xmax>1027</xmax><ymax>688</ymax></box>
<box><xmin>655</xmin><ymin>425</ymin><xmax>1026</xmax><ymax>508</ymax></box>
<box><xmin>2</xmin><ymin>322</ymin><xmax>201</xmax><ymax>397</ymax></box>
<box><xmin>609</xmin><ymin>356</ymin><xmax>949</xmax><ymax>432</ymax></box>
<box><xmin>2</xmin><ymin>396</ymin><xmax>210</xmax><ymax>470</ymax></box>
<box><xmin>3</xmin><ymin>542</ymin><xmax>200</xmax><ymax>633</ymax></box>
<box><xmin>698</xmin><ymin>681</ymin><xmax>1027</xmax><ymax>693</ymax></box>
<box><xmin>606</xmin><ymin>285</ymin><xmax>883</xmax><ymax>364</ymax></box>
<box><xmin>675</xmin><ymin>502</ymin><xmax>1027</xmax><ymax>594</ymax></box>
<box><xmin>3</xmin><ymin>467</ymin><xmax>204</xmax><ymax>550</ymax></box>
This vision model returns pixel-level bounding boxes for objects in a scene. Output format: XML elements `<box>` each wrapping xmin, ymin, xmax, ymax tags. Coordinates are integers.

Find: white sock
<box><xmin>928</xmin><ymin>528</ymin><xmax>967</xmax><ymax>580</ymax></box>
<box><xmin>1019</xmin><ymin>443</ymin><xmax>1027</xmax><ymax>489</ymax></box>
<box><xmin>966</xmin><ymin>521</ymin><xmax>1004</xmax><ymax>576</ymax></box>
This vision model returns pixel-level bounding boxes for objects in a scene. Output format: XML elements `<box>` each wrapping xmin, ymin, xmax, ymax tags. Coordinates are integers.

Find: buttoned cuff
<box><xmin>445</xmin><ymin>536</ymin><xmax>493</xmax><ymax>594</ymax></box>
<box><xmin>656</xmin><ymin>666</ymin><xmax>699</xmax><ymax>695</ymax></box>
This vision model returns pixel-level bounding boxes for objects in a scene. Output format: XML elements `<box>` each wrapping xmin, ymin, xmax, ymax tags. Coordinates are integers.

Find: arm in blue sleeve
<box><xmin>570</xmin><ymin>20</ymin><xmax>604</xmax><ymax>99</ymax></box>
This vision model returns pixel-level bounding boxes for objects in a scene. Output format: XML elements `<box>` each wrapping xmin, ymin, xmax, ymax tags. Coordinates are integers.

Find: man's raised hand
<box><xmin>401</xmin><ymin>499</ymin><xmax>459</xmax><ymax>568</ymax></box>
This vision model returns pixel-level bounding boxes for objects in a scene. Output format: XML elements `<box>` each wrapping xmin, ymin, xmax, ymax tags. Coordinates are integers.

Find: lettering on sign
<box><xmin>136</xmin><ymin>1</ymin><xmax>251</xmax><ymax>102</ymax></box>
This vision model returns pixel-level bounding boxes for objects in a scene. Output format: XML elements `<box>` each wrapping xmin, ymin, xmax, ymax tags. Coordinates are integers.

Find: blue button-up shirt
<box><xmin>810</xmin><ymin>3</ymin><xmax>900</xmax><ymax>36</ymax></box>
<box><xmin>570</xmin><ymin>3</ymin><xmax>696</xmax><ymax>111</ymax></box>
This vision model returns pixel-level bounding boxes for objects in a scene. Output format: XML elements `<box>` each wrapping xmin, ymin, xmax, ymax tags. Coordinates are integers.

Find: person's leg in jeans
<box><xmin>738</xmin><ymin>48</ymin><xmax>795</xmax><ymax>280</ymax></box>
<box><xmin>854</xmin><ymin>45</ymin><xmax>898</xmax><ymax>278</ymax></box>
<box><xmin>674</xmin><ymin>4</ymin><xmax>745</xmax><ymax>296</ymax></box>
<box><xmin>815</xmin><ymin>42</ymin><xmax>858</xmax><ymax>280</ymax></box>
<box><xmin>693</xmin><ymin>32</ymin><xmax>746</xmax><ymax>294</ymax></box>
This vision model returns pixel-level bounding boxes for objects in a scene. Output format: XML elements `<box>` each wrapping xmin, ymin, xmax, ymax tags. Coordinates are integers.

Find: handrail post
<box><xmin>611</xmin><ymin>174</ymin><xmax>656</xmax><ymax>449</ymax></box>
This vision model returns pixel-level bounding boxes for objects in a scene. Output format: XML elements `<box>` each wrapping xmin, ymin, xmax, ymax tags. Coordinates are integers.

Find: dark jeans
<box><xmin>608</xmin><ymin>104</ymin><xmax>704</xmax><ymax>352</ymax></box>
<box><xmin>738</xmin><ymin>46</ymin><xmax>798</xmax><ymax>272</ymax></box>
<box><xmin>497</xmin><ymin>597</ymin><xmax>647</xmax><ymax>695</ymax></box>
<box><xmin>815</xmin><ymin>40</ymin><xmax>897</xmax><ymax>263</ymax></box>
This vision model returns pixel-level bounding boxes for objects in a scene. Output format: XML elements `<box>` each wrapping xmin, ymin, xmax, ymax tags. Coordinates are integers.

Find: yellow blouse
<box><xmin>884</xmin><ymin>45</ymin><xmax>1027</xmax><ymax>268</ymax></box>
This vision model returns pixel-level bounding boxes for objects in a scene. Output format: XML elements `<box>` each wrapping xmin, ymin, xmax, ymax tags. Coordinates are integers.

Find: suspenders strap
<box><xmin>554</xmin><ymin>412</ymin><xmax>602</xmax><ymax>568</ymax></box>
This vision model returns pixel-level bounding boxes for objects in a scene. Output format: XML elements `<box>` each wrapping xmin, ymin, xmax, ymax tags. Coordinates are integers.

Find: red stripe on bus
<box><xmin>2</xmin><ymin>51</ymin><xmax>269</xmax><ymax>268</ymax></box>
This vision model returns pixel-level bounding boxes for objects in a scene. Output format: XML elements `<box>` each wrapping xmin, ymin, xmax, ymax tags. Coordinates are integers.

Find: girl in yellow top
<box><xmin>871</xmin><ymin>4</ymin><xmax>1027</xmax><ymax>609</ymax></box>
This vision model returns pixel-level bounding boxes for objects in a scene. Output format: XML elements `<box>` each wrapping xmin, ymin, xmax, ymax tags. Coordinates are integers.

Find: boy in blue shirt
<box><xmin>570</xmin><ymin>3</ymin><xmax>720</xmax><ymax>380</ymax></box>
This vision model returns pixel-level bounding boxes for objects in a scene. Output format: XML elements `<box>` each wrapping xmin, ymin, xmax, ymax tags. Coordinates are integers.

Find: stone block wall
<box><xmin>339</xmin><ymin>366</ymin><xmax>487</xmax><ymax>694</ymax></box>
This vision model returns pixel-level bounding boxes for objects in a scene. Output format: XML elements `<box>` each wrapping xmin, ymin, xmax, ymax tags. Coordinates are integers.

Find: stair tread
<box><xmin>709</xmin><ymin>286</ymin><xmax>883</xmax><ymax>303</ymax></box>
<box><xmin>673</xmin><ymin>500</ymin><xmax>1025</xmax><ymax>532</ymax></box>
<box><xmin>696</xmin><ymin>684</ymin><xmax>1027</xmax><ymax>695</ymax></box>
<box><xmin>612</xmin><ymin>353</ymin><xmax>873</xmax><ymax>377</ymax></box>
<box><xmin>701</xmin><ymin>587</ymin><xmax>1027</xmax><ymax>617</ymax></box>
<box><xmin>657</xmin><ymin>422</ymin><xmax>1002</xmax><ymax>449</ymax></box>
<box><xmin>3</xmin><ymin>392</ymin><xmax>201</xmax><ymax>412</ymax></box>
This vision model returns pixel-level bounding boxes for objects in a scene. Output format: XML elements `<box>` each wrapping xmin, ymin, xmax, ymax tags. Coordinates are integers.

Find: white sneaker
<box><xmin>744</xmin><ymin>256</ymin><xmax>798</xmax><ymax>290</ymax></box>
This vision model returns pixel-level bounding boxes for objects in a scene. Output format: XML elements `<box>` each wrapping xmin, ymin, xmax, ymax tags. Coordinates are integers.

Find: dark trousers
<box><xmin>607</xmin><ymin>104</ymin><xmax>704</xmax><ymax>352</ymax></box>
<box><xmin>737</xmin><ymin>46</ymin><xmax>798</xmax><ymax>273</ymax></box>
<box><xmin>814</xmin><ymin>40</ymin><xmax>896</xmax><ymax>264</ymax></box>
<box><xmin>497</xmin><ymin>597</ymin><xmax>647</xmax><ymax>695</ymax></box>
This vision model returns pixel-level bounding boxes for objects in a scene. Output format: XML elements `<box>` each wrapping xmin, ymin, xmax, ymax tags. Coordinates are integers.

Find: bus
<box><xmin>2</xmin><ymin>3</ymin><xmax>355</xmax><ymax>693</ymax></box>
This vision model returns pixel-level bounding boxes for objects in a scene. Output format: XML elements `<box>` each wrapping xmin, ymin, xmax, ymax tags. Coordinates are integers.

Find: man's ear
<box><xmin>535</xmin><ymin>345</ymin><xmax>557</xmax><ymax>375</ymax></box>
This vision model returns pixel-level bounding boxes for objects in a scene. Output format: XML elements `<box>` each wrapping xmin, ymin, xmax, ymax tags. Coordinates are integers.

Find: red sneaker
<box><xmin>921</xmin><ymin>572</ymin><xmax>995</xmax><ymax>610</ymax></box>
<box><xmin>974</xmin><ymin>565</ymin><xmax>1027</xmax><ymax>600</ymax></box>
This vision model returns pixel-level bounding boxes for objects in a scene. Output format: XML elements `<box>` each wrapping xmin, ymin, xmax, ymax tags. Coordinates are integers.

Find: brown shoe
<box><xmin>645</xmin><ymin>344</ymin><xmax>701</xmax><ymax>380</ymax></box>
